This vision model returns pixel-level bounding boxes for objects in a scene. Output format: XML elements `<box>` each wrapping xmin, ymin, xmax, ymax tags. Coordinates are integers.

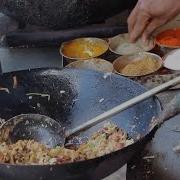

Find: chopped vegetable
<box><xmin>0</xmin><ymin>123</ymin><xmax>134</xmax><ymax>165</ymax></box>
<box><xmin>26</xmin><ymin>93</ymin><xmax>50</xmax><ymax>101</ymax></box>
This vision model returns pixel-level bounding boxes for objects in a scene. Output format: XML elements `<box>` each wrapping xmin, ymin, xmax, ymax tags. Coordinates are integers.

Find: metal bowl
<box><xmin>66</xmin><ymin>58</ymin><xmax>113</xmax><ymax>73</ymax></box>
<box><xmin>109</xmin><ymin>33</ymin><xmax>155</xmax><ymax>55</ymax></box>
<box><xmin>113</xmin><ymin>52</ymin><xmax>163</xmax><ymax>77</ymax></box>
<box><xmin>60</xmin><ymin>37</ymin><xmax>109</xmax><ymax>63</ymax></box>
<box><xmin>155</xmin><ymin>28</ymin><xmax>180</xmax><ymax>56</ymax></box>
<box><xmin>155</xmin><ymin>28</ymin><xmax>180</xmax><ymax>49</ymax></box>
<box><xmin>163</xmin><ymin>49</ymin><xmax>180</xmax><ymax>72</ymax></box>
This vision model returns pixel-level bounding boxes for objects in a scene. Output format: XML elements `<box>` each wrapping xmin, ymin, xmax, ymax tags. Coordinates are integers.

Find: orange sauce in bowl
<box><xmin>156</xmin><ymin>28</ymin><xmax>180</xmax><ymax>47</ymax></box>
<box><xmin>61</xmin><ymin>38</ymin><xmax>108</xmax><ymax>59</ymax></box>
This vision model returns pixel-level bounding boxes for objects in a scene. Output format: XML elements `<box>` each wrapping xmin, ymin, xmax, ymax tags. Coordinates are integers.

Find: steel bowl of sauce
<box><xmin>109</xmin><ymin>33</ymin><xmax>155</xmax><ymax>55</ymax></box>
<box><xmin>156</xmin><ymin>28</ymin><xmax>180</xmax><ymax>48</ymax></box>
<box><xmin>60</xmin><ymin>38</ymin><xmax>109</xmax><ymax>63</ymax></box>
<box><xmin>155</xmin><ymin>28</ymin><xmax>180</xmax><ymax>56</ymax></box>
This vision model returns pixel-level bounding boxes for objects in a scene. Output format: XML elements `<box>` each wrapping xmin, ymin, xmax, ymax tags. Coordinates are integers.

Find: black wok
<box><xmin>0</xmin><ymin>68</ymin><xmax>161</xmax><ymax>180</ymax></box>
<box><xmin>0</xmin><ymin>0</ymin><xmax>137</xmax><ymax>29</ymax></box>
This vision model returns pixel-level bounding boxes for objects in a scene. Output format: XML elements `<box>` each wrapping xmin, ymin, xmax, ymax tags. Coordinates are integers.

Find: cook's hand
<box><xmin>128</xmin><ymin>0</ymin><xmax>180</xmax><ymax>42</ymax></box>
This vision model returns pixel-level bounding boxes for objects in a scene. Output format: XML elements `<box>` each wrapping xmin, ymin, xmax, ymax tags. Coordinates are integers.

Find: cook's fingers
<box><xmin>142</xmin><ymin>19</ymin><xmax>166</xmax><ymax>42</ymax></box>
<box><xmin>127</xmin><ymin>3</ymin><xmax>139</xmax><ymax>34</ymax></box>
<box><xmin>129</xmin><ymin>12</ymin><xmax>150</xmax><ymax>42</ymax></box>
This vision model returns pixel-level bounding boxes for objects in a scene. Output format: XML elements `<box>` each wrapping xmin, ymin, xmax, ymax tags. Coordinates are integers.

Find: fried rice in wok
<box><xmin>0</xmin><ymin>123</ymin><xmax>134</xmax><ymax>165</ymax></box>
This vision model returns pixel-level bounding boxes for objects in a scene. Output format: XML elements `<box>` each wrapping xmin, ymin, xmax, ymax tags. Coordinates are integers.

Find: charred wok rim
<box><xmin>0</xmin><ymin>67</ymin><xmax>162</xmax><ymax>167</ymax></box>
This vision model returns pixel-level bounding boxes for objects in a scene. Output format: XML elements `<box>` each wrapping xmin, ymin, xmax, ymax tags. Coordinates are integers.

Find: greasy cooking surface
<box><xmin>0</xmin><ymin>68</ymin><xmax>160</xmax><ymax>138</ymax></box>
<box><xmin>0</xmin><ymin>123</ymin><xmax>133</xmax><ymax>165</ymax></box>
<box><xmin>0</xmin><ymin>68</ymin><xmax>161</xmax><ymax>180</ymax></box>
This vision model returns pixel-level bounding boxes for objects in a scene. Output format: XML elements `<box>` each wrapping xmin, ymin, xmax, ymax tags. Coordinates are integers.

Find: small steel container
<box><xmin>113</xmin><ymin>52</ymin><xmax>163</xmax><ymax>77</ymax></box>
<box><xmin>66</xmin><ymin>58</ymin><xmax>113</xmax><ymax>73</ymax></box>
<box><xmin>60</xmin><ymin>37</ymin><xmax>109</xmax><ymax>64</ymax></box>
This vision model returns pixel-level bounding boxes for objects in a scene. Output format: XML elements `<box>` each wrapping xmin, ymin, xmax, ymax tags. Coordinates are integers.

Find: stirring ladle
<box><xmin>0</xmin><ymin>114</ymin><xmax>63</xmax><ymax>148</ymax></box>
<box><xmin>0</xmin><ymin>76</ymin><xmax>180</xmax><ymax>147</ymax></box>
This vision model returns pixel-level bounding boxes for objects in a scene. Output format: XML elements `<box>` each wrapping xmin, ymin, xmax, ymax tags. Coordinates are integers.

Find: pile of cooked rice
<box><xmin>0</xmin><ymin>123</ymin><xmax>134</xmax><ymax>165</ymax></box>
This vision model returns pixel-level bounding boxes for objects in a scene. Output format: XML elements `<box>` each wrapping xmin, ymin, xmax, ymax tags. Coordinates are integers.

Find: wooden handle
<box><xmin>66</xmin><ymin>76</ymin><xmax>180</xmax><ymax>137</ymax></box>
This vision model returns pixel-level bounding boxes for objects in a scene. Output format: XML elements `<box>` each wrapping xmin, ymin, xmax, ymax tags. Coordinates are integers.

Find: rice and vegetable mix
<box><xmin>0</xmin><ymin>123</ymin><xmax>133</xmax><ymax>165</ymax></box>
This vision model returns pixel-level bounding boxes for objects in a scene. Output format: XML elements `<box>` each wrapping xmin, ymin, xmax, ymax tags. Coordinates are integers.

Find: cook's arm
<box><xmin>128</xmin><ymin>0</ymin><xmax>180</xmax><ymax>42</ymax></box>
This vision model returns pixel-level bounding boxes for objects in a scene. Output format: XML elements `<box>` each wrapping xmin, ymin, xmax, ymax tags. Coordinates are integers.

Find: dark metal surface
<box><xmin>127</xmin><ymin>113</ymin><xmax>180</xmax><ymax>180</ymax></box>
<box><xmin>0</xmin><ymin>0</ymin><xmax>137</xmax><ymax>29</ymax></box>
<box><xmin>149</xmin><ymin>114</ymin><xmax>180</xmax><ymax>180</ymax></box>
<box><xmin>0</xmin><ymin>47</ymin><xmax>62</xmax><ymax>73</ymax></box>
<box><xmin>125</xmin><ymin>89</ymin><xmax>180</xmax><ymax>180</ymax></box>
<box><xmin>5</xmin><ymin>25</ymin><xmax>128</xmax><ymax>47</ymax></box>
<box><xmin>0</xmin><ymin>68</ymin><xmax>160</xmax><ymax>136</ymax></box>
<box><xmin>0</xmin><ymin>68</ymin><xmax>161</xmax><ymax>180</ymax></box>
<box><xmin>0</xmin><ymin>114</ymin><xmax>63</xmax><ymax>148</ymax></box>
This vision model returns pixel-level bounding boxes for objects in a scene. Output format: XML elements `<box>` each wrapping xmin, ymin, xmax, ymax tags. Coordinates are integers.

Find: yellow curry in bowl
<box><xmin>60</xmin><ymin>38</ymin><xmax>109</xmax><ymax>60</ymax></box>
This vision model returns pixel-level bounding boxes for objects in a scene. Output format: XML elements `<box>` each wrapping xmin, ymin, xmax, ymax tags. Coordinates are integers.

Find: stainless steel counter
<box><xmin>0</xmin><ymin>47</ymin><xmax>62</xmax><ymax>73</ymax></box>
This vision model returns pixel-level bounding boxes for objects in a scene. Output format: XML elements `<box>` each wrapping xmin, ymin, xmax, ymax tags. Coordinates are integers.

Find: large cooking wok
<box><xmin>0</xmin><ymin>68</ymin><xmax>162</xmax><ymax>180</ymax></box>
<box><xmin>0</xmin><ymin>0</ymin><xmax>137</xmax><ymax>29</ymax></box>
